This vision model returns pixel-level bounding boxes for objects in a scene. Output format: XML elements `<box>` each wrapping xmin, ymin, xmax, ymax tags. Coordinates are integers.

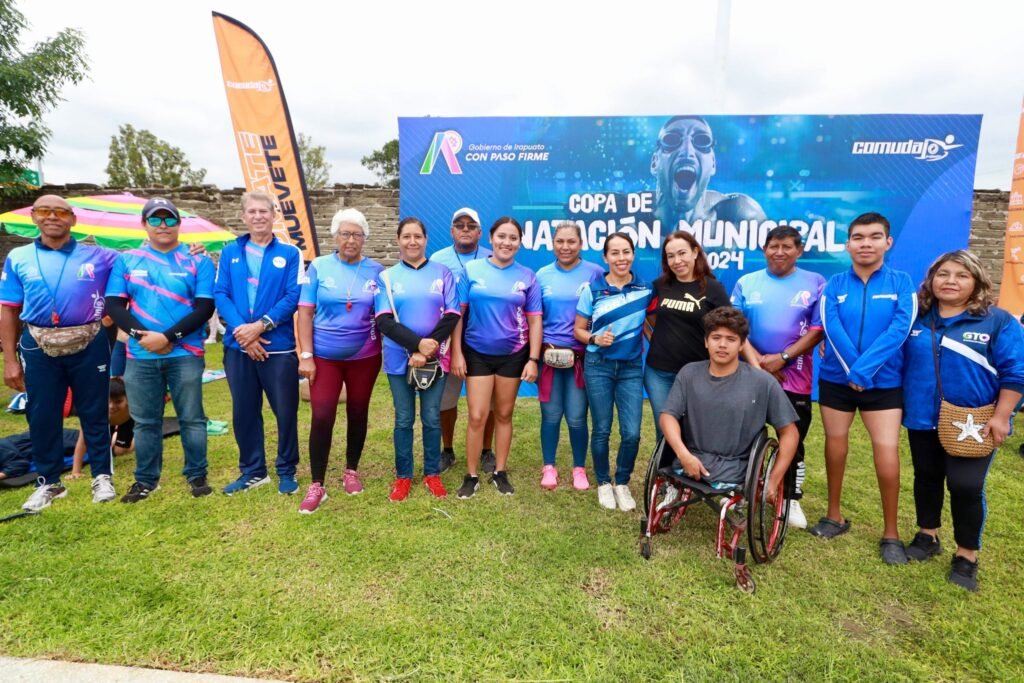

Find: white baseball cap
<box><xmin>451</xmin><ymin>207</ymin><xmax>481</xmax><ymax>226</ymax></box>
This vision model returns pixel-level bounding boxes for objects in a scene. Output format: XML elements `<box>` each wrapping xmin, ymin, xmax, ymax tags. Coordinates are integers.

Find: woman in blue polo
<box><xmin>535</xmin><ymin>221</ymin><xmax>603</xmax><ymax>491</ymax></box>
<box><xmin>374</xmin><ymin>217</ymin><xmax>460</xmax><ymax>502</ymax></box>
<box><xmin>574</xmin><ymin>232</ymin><xmax>652</xmax><ymax>512</ymax></box>
<box><xmin>902</xmin><ymin>250</ymin><xmax>1024</xmax><ymax>592</ymax></box>
<box><xmin>296</xmin><ymin>208</ymin><xmax>384</xmax><ymax>514</ymax></box>
<box><xmin>450</xmin><ymin>216</ymin><xmax>542</xmax><ymax>500</ymax></box>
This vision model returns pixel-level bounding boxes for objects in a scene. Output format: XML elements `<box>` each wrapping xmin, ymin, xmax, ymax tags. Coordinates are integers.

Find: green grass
<box><xmin>1</xmin><ymin>345</ymin><xmax>1023</xmax><ymax>682</ymax></box>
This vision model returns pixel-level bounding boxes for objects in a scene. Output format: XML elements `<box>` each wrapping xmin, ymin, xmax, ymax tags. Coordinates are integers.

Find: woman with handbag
<box><xmin>535</xmin><ymin>222</ymin><xmax>603</xmax><ymax>490</ymax></box>
<box><xmin>902</xmin><ymin>250</ymin><xmax>1024</xmax><ymax>591</ymax></box>
<box><xmin>450</xmin><ymin>217</ymin><xmax>543</xmax><ymax>499</ymax></box>
<box><xmin>296</xmin><ymin>209</ymin><xmax>384</xmax><ymax>513</ymax></box>
<box><xmin>574</xmin><ymin>232</ymin><xmax>653</xmax><ymax>511</ymax></box>
<box><xmin>375</xmin><ymin>217</ymin><xmax>461</xmax><ymax>501</ymax></box>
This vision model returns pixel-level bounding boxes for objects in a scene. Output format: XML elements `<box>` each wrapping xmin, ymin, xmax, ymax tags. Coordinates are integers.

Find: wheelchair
<box><xmin>638</xmin><ymin>428</ymin><xmax>790</xmax><ymax>594</ymax></box>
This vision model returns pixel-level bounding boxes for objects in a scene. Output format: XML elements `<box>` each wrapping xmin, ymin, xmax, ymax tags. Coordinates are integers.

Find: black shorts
<box><xmin>464</xmin><ymin>343</ymin><xmax>529</xmax><ymax>378</ymax></box>
<box><xmin>818</xmin><ymin>380</ymin><xmax>903</xmax><ymax>412</ymax></box>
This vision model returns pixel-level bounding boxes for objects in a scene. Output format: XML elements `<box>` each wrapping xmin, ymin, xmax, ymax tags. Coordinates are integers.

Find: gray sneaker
<box><xmin>23</xmin><ymin>480</ymin><xmax>67</xmax><ymax>512</ymax></box>
<box><xmin>481</xmin><ymin>449</ymin><xmax>497</xmax><ymax>474</ymax></box>
<box><xmin>91</xmin><ymin>474</ymin><xmax>116</xmax><ymax>503</ymax></box>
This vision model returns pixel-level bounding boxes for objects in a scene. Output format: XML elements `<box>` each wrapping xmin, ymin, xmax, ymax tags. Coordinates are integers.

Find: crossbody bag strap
<box><xmin>381</xmin><ymin>270</ymin><xmax>398</xmax><ymax>324</ymax></box>
<box><xmin>929</xmin><ymin>316</ymin><xmax>944</xmax><ymax>401</ymax></box>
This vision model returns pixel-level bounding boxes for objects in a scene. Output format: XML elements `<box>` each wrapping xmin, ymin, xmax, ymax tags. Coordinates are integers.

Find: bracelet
<box><xmin>528</xmin><ymin>357</ymin><xmax>539</xmax><ymax>363</ymax></box>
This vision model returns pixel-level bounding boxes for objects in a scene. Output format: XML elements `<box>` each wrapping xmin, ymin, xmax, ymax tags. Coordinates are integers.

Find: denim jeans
<box><xmin>540</xmin><ymin>366</ymin><xmax>589</xmax><ymax>467</ymax></box>
<box><xmin>124</xmin><ymin>355</ymin><xmax>207</xmax><ymax>487</ymax></box>
<box><xmin>387</xmin><ymin>373</ymin><xmax>446</xmax><ymax>479</ymax></box>
<box><xmin>643</xmin><ymin>364</ymin><xmax>678</xmax><ymax>442</ymax></box>
<box><xmin>584</xmin><ymin>354</ymin><xmax>643</xmax><ymax>485</ymax></box>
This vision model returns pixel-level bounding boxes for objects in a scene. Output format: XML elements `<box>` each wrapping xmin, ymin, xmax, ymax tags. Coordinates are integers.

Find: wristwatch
<box><xmin>300</xmin><ymin>352</ymin><xmax>314</xmax><ymax>360</ymax></box>
<box><xmin>588</xmin><ymin>334</ymin><xmax>597</xmax><ymax>346</ymax></box>
<box><xmin>780</xmin><ymin>351</ymin><xmax>791</xmax><ymax>364</ymax></box>
<box><xmin>528</xmin><ymin>357</ymin><xmax>540</xmax><ymax>363</ymax></box>
<box><xmin>260</xmin><ymin>315</ymin><xmax>275</xmax><ymax>331</ymax></box>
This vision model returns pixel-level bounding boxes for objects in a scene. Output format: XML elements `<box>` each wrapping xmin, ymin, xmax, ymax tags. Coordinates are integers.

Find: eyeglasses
<box><xmin>336</xmin><ymin>231</ymin><xmax>364</xmax><ymax>241</ymax></box>
<box><xmin>657</xmin><ymin>130</ymin><xmax>714</xmax><ymax>153</ymax></box>
<box><xmin>452</xmin><ymin>222</ymin><xmax>480</xmax><ymax>232</ymax></box>
<box><xmin>32</xmin><ymin>207</ymin><xmax>74</xmax><ymax>219</ymax></box>
<box><xmin>146</xmin><ymin>216</ymin><xmax>181</xmax><ymax>227</ymax></box>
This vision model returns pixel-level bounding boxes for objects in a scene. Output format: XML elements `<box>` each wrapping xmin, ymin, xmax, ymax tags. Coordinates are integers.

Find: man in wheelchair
<box><xmin>658</xmin><ymin>307</ymin><xmax>799</xmax><ymax>498</ymax></box>
<box><xmin>645</xmin><ymin>307</ymin><xmax>800</xmax><ymax>590</ymax></box>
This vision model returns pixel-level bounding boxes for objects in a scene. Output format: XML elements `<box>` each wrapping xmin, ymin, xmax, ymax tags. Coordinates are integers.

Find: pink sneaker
<box><xmin>540</xmin><ymin>465</ymin><xmax>558</xmax><ymax>490</ymax></box>
<box><xmin>572</xmin><ymin>467</ymin><xmax>590</xmax><ymax>491</ymax></box>
<box><xmin>342</xmin><ymin>469</ymin><xmax>363</xmax><ymax>495</ymax></box>
<box><xmin>299</xmin><ymin>482</ymin><xmax>327</xmax><ymax>514</ymax></box>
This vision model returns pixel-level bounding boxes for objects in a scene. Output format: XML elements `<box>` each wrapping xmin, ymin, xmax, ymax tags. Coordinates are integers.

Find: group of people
<box><xmin>1</xmin><ymin>193</ymin><xmax>1020</xmax><ymax>594</ymax></box>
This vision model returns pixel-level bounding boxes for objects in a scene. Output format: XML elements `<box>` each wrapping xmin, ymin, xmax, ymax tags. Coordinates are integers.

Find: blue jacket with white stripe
<box><xmin>214</xmin><ymin>234</ymin><xmax>304</xmax><ymax>352</ymax></box>
<box><xmin>819</xmin><ymin>264</ymin><xmax>917</xmax><ymax>390</ymax></box>
<box><xmin>902</xmin><ymin>305</ymin><xmax>1024</xmax><ymax>430</ymax></box>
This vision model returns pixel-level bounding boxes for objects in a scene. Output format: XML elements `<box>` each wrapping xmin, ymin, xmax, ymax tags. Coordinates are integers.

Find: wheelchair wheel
<box><xmin>642</xmin><ymin>438</ymin><xmax>688</xmax><ymax>536</ymax></box>
<box><xmin>746</xmin><ymin>435</ymin><xmax>789</xmax><ymax>564</ymax></box>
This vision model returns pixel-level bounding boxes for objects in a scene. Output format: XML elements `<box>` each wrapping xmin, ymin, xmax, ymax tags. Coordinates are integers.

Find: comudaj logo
<box><xmin>851</xmin><ymin>134</ymin><xmax>963</xmax><ymax>162</ymax></box>
<box><xmin>420</xmin><ymin>130</ymin><xmax>464</xmax><ymax>175</ymax></box>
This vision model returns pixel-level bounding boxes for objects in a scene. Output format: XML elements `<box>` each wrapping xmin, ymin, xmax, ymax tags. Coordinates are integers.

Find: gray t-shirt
<box><xmin>660</xmin><ymin>361</ymin><xmax>798</xmax><ymax>485</ymax></box>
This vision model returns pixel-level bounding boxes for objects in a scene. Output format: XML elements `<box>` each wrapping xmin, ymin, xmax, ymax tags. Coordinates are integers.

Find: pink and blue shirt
<box><xmin>459</xmin><ymin>258</ymin><xmax>542</xmax><ymax>356</ymax></box>
<box><xmin>105</xmin><ymin>244</ymin><xmax>215</xmax><ymax>359</ymax></box>
<box><xmin>374</xmin><ymin>259</ymin><xmax>460</xmax><ymax>375</ymax></box>
<box><xmin>0</xmin><ymin>238</ymin><xmax>118</xmax><ymax>327</ymax></box>
<box><xmin>299</xmin><ymin>254</ymin><xmax>384</xmax><ymax>361</ymax></box>
<box><xmin>431</xmin><ymin>244</ymin><xmax>492</xmax><ymax>284</ymax></box>
<box><xmin>731</xmin><ymin>267</ymin><xmax>826</xmax><ymax>395</ymax></box>
<box><xmin>536</xmin><ymin>259</ymin><xmax>604</xmax><ymax>350</ymax></box>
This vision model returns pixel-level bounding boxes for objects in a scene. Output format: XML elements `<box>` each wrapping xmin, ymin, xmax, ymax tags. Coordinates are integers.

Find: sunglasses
<box><xmin>452</xmin><ymin>222</ymin><xmax>480</xmax><ymax>232</ymax></box>
<box><xmin>32</xmin><ymin>207</ymin><xmax>74</xmax><ymax>219</ymax></box>
<box><xmin>146</xmin><ymin>216</ymin><xmax>181</xmax><ymax>227</ymax></box>
<box><xmin>657</xmin><ymin>130</ymin><xmax>714</xmax><ymax>153</ymax></box>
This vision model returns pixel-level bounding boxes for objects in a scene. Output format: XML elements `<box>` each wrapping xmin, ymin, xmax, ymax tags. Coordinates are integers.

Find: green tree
<box><xmin>0</xmin><ymin>0</ymin><xmax>89</xmax><ymax>193</ymax></box>
<box><xmin>361</xmin><ymin>138</ymin><xmax>399</xmax><ymax>188</ymax></box>
<box><xmin>298</xmin><ymin>132</ymin><xmax>331</xmax><ymax>189</ymax></box>
<box><xmin>106</xmin><ymin>124</ymin><xmax>207</xmax><ymax>187</ymax></box>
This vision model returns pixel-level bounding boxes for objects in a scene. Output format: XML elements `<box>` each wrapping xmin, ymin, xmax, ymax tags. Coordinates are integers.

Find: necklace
<box><xmin>343</xmin><ymin>256</ymin><xmax>364</xmax><ymax>311</ymax></box>
<box><xmin>34</xmin><ymin>243</ymin><xmax>72</xmax><ymax>326</ymax></box>
<box><xmin>455</xmin><ymin>246</ymin><xmax>479</xmax><ymax>269</ymax></box>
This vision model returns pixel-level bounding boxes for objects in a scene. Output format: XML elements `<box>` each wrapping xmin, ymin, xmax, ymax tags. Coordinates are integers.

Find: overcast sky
<box><xmin>19</xmin><ymin>0</ymin><xmax>1024</xmax><ymax>190</ymax></box>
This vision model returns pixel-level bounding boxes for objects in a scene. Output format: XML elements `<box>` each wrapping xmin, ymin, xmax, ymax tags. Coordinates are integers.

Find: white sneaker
<box><xmin>92</xmin><ymin>474</ymin><xmax>116</xmax><ymax>503</ymax></box>
<box><xmin>597</xmin><ymin>483</ymin><xmax>617</xmax><ymax>510</ymax></box>
<box><xmin>613</xmin><ymin>484</ymin><xmax>637</xmax><ymax>512</ymax></box>
<box><xmin>788</xmin><ymin>500</ymin><xmax>807</xmax><ymax>529</ymax></box>
<box><xmin>23</xmin><ymin>479</ymin><xmax>68</xmax><ymax>512</ymax></box>
<box><xmin>656</xmin><ymin>484</ymin><xmax>679</xmax><ymax>512</ymax></box>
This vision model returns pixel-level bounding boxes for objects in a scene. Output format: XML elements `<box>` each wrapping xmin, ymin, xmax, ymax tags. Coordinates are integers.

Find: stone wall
<box><xmin>0</xmin><ymin>186</ymin><xmax>1014</xmax><ymax>284</ymax></box>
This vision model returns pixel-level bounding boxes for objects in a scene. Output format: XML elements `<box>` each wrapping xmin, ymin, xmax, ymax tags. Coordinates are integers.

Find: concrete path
<box><xmin>0</xmin><ymin>657</ymin><xmax>287</xmax><ymax>682</ymax></box>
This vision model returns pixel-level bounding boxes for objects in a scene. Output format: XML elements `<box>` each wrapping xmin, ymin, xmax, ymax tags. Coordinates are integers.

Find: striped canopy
<box><xmin>0</xmin><ymin>193</ymin><xmax>237</xmax><ymax>251</ymax></box>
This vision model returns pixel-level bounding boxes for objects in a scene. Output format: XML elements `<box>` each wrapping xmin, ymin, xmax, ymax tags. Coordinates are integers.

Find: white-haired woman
<box><xmin>296</xmin><ymin>209</ymin><xmax>384</xmax><ymax>513</ymax></box>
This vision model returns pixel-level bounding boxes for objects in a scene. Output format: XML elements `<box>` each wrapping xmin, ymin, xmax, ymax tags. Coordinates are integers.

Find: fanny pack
<box><xmin>407</xmin><ymin>359</ymin><xmax>444</xmax><ymax>391</ymax></box>
<box><xmin>26</xmin><ymin>321</ymin><xmax>101</xmax><ymax>357</ymax></box>
<box><xmin>543</xmin><ymin>346</ymin><xmax>576</xmax><ymax>369</ymax></box>
<box><xmin>931</xmin><ymin>320</ymin><xmax>995</xmax><ymax>458</ymax></box>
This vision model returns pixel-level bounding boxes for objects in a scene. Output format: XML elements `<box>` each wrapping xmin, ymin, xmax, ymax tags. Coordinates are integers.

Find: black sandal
<box><xmin>808</xmin><ymin>516</ymin><xmax>851</xmax><ymax>539</ymax></box>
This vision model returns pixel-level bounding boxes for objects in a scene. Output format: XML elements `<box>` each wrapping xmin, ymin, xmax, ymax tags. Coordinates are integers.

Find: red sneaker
<box><xmin>423</xmin><ymin>474</ymin><xmax>448</xmax><ymax>498</ymax></box>
<box><xmin>389</xmin><ymin>478</ymin><xmax>412</xmax><ymax>502</ymax></box>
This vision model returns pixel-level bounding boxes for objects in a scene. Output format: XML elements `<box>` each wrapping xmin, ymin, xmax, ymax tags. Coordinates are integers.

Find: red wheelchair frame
<box><xmin>638</xmin><ymin>428</ymin><xmax>790</xmax><ymax>593</ymax></box>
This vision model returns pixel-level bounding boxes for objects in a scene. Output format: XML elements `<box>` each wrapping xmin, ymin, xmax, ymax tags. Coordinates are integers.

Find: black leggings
<box><xmin>908</xmin><ymin>429</ymin><xmax>994</xmax><ymax>551</ymax></box>
<box><xmin>784</xmin><ymin>391</ymin><xmax>813</xmax><ymax>499</ymax></box>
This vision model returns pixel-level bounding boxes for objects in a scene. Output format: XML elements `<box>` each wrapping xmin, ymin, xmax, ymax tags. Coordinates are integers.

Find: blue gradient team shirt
<box><xmin>731</xmin><ymin>268</ymin><xmax>826</xmax><ymax>395</ymax></box>
<box><xmin>576</xmin><ymin>273</ymin><xmax>653</xmax><ymax>361</ymax></box>
<box><xmin>244</xmin><ymin>242</ymin><xmax>265</xmax><ymax>316</ymax></box>
<box><xmin>374</xmin><ymin>260</ymin><xmax>460</xmax><ymax>374</ymax></box>
<box><xmin>431</xmin><ymin>245</ymin><xmax>492</xmax><ymax>283</ymax></box>
<box><xmin>105</xmin><ymin>244</ymin><xmax>215</xmax><ymax>359</ymax></box>
<box><xmin>0</xmin><ymin>239</ymin><xmax>118</xmax><ymax>326</ymax></box>
<box><xmin>458</xmin><ymin>258</ymin><xmax>542</xmax><ymax>356</ymax></box>
<box><xmin>299</xmin><ymin>255</ymin><xmax>384</xmax><ymax>361</ymax></box>
<box><xmin>536</xmin><ymin>259</ymin><xmax>604</xmax><ymax>349</ymax></box>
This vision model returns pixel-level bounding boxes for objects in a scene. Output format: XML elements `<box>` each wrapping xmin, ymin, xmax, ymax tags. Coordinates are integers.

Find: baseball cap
<box><xmin>451</xmin><ymin>207</ymin><xmax>480</xmax><ymax>225</ymax></box>
<box><xmin>141</xmin><ymin>197</ymin><xmax>181</xmax><ymax>222</ymax></box>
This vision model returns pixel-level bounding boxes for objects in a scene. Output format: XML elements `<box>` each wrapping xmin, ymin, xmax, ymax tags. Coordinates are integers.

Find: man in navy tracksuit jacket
<box><xmin>214</xmin><ymin>192</ymin><xmax>304</xmax><ymax>495</ymax></box>
<box><xmin>811</xmin><ymin>212</ymin><xmax>916</xmax><ymax>565</ymax></box>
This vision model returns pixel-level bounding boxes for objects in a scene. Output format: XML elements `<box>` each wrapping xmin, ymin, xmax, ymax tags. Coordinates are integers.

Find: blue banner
<box><xmin>399</xmin><ymin>114</ymin><xmax>982</xmax><ymax>292</ymax></box>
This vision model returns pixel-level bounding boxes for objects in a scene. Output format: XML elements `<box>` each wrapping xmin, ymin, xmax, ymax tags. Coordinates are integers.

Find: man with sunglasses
<box><xmin>1</xmin><ymin>195</ymin><xmax>120</xmax><ymax>511</ymax></box>
<box><xmin>104</xmin><ymin>198</ymin><xmax>216</xmax><ymax>503</ymax></box>
<box><xmin>650</xmin><ymin>117</ymin><xmax>766</xmax><ymax>231</ymax></box>
<box><xmin>214</xmin><ymin>192</ymin><xmax>303</xmax><ymax>496</ymax></box>
<box><xmin>431</xmin><ymin>207</ymin><xmax>497</xmax><ymax>474</ymax></box>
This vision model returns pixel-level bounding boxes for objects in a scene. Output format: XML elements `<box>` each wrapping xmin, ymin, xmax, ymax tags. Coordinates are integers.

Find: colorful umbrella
<box><xmin>0</xmin><ymin>193</ymin><xmax>237</xmax><ymax>251</ymax></box>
